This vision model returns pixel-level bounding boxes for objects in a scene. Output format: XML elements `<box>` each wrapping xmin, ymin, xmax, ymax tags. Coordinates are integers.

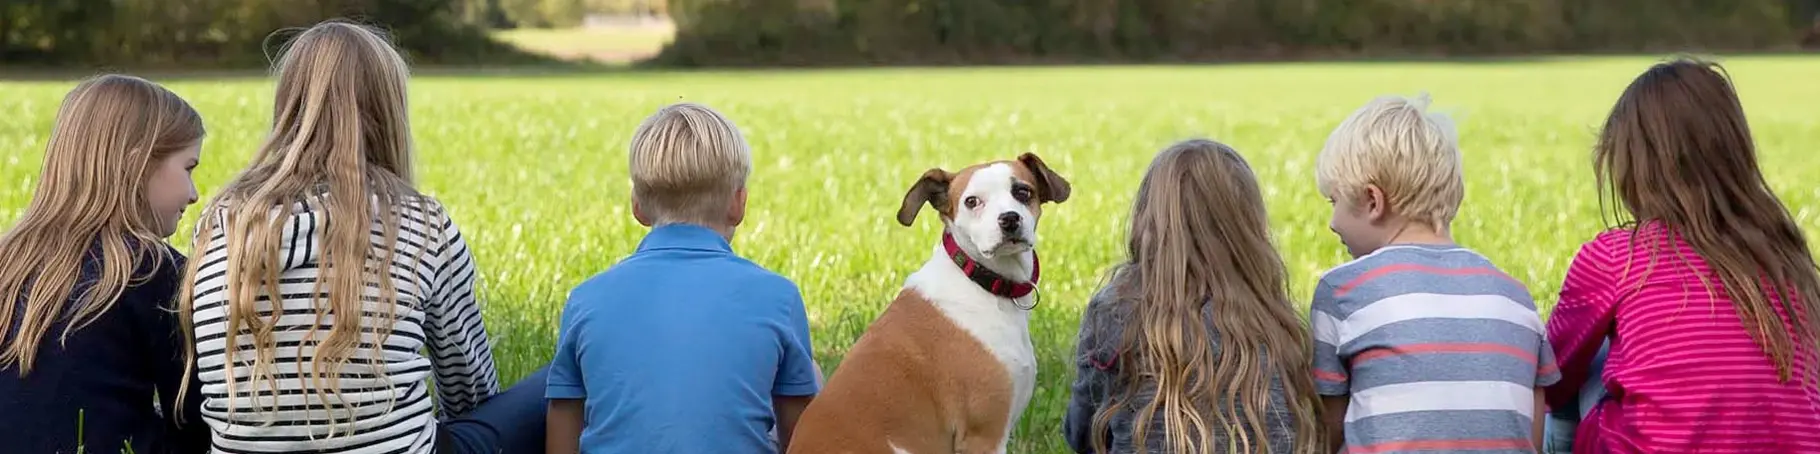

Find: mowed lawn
<box><xmin>3</xmin><ymin>56</ymin><xmax>1819</xmax><ymax>452</ymax></box>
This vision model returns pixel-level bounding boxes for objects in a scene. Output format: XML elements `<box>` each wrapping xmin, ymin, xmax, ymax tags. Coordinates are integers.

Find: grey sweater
<box><xmin>1062</xmin><ymin>284</ymin><xmax>1302</xmax><ymax>454</ymax></box>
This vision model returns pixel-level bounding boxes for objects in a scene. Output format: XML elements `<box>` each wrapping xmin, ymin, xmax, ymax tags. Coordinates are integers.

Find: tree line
<box><xmin>3</xmin><ymin>0</ymin><xmax>1817</xmax><ymax>68</ymax></box>
<box><xmin>654</xmin><ymin>0</ymin><xmax>1820</xmax><ymax>66</ymax></box>
<box><xmin>0</xmin><ymin>0</ymin><xmax>660</xmax><ymax>67</ymax></box>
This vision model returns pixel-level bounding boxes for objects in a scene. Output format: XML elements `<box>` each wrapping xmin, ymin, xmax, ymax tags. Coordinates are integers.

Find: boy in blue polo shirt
<box><xmin>545</xmin><ymin>102</ymin><xmax>822</xmax><ymax>454</ymax></box>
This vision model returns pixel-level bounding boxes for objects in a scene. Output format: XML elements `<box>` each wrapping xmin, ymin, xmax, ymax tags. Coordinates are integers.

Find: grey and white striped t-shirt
<box><xmin>1311</xmin><ymin>244</ymin><xmax>1560</xmax><ymax>454</ymax></box>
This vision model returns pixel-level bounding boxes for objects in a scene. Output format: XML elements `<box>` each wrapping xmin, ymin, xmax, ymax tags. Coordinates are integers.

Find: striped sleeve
<box><xmin>1310</xmin><ymin>277</ymin><xmax>1351</xmax><ymax>396</ymax></box>
<box><xmin>1543</xmin><ymin>239</ymin><xmax>1617</xmax><ymax>411</ymax></box>
<box><xmin>424</xmin><ymin>208</ymin><xmax>500</xmax><ymax>417</ymax></box>
<box><xmin>1536</xmin><ymin>336</ymin><xmax>1562</xmax><ymax>388</ymax></box>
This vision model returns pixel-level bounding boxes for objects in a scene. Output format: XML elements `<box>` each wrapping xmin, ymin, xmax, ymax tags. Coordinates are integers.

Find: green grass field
<box><xmin>3</xmin><ymin>56</ymin><xmax>1819</xmax><ymax>452</ymax></box>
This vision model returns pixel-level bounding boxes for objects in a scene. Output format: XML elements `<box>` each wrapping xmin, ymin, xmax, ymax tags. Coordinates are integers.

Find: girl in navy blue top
<box><xmin>0</xmin><ymin>74</ymin><xmax>208</xmax><ymax>454</ymax></box>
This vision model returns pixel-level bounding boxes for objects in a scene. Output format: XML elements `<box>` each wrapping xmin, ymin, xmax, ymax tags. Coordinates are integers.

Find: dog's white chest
<box><xmin>904</xmin><ymin>256</ymin><xmax>1039</xmax><ymax>444</ymax></box>
<box><xmin>937</xmin><ymin>294</ymin><xmax>1037</xmax><ymax>408</ymax></box>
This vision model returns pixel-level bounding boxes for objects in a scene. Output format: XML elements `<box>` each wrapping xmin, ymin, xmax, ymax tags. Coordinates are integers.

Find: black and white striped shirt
<box><xmin>189</xmin><ymin>195</ymin><xmax>498</xmax><ymax>454</ymax></box>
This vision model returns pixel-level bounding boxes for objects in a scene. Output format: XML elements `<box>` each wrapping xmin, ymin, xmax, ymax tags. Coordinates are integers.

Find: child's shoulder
<box><xmin>682</xmin><ymin>250</ymin><xmax>801</xmax><ymax>297</ymax></box>
<box><xmin>1313</xmin><ymin>245</ymin><xmax>1455</xmax><ymax>285</ymax></box>
<box><xmin>572</xmin><ymin>250</ymin><xmax>802</xmax><ymax>303</ymax></box>
<box><xmin>115</xmin><ymin>239</ymin><xmax>186</xmax><ymax>304</ymax></box>
<box><xmin>1585</xmin><ymin>223</ymin><xmax>1673</xmax><ymax>248</ymax></box>
<box><xmin>1081</xmin><ymin>277</ymin><xmax>1130</xmax><ymax>327</ymax></box>
<box><xmin>1313</xmin><ymin>245</ymin><xmax>1529</xmax><ymax>308</ymax></box>
<box><xmin>1571</xmin><ymin>224</ymin><xmax>1668</xmax><ymax>265</ymax></box>
<box><xmin>1587</xmin><ymin>225</ymin><xmax>1635</xmax><ymax>244</ymax></box>
<box><xmin>723</xmin><ymin>257</ymin><xmax>804</xmax><ymax>299</ymax></box>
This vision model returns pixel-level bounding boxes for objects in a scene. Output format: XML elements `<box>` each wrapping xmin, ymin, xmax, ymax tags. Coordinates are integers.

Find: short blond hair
<box><xmin>628</xmin><ymin>102</ymin><xmax>753</xmax><ymax>226</ymax></box>
<box><xmin>1315</xmin><ymin>93</ymin><xmax>1464</xmax><ymax>230</ymax></box>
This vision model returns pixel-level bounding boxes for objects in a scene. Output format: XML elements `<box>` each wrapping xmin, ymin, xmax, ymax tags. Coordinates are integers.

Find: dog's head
<box><xmin>896</xmin><ymin>152</ymin><xmax>1070</xmax><ymax>260</ymax></box>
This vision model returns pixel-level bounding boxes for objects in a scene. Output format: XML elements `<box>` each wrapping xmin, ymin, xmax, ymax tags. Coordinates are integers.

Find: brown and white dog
<box><xmin>787</xmin><ymin>153</ymin><xmax>1070</xmax><ymax>454</ymax></box>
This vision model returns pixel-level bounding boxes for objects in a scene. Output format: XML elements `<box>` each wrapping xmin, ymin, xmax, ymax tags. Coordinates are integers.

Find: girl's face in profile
<box><xmin>144</xmin><ymin>144</ymin><xmax>201</xmax><ymax>238</ymax></box>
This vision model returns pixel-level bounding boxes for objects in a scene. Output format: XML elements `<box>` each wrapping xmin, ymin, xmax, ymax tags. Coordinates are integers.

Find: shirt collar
<box><xmin>636</xmin><ymin>223</ymin><xmax>733</xmax><ymax>254</ymax></box>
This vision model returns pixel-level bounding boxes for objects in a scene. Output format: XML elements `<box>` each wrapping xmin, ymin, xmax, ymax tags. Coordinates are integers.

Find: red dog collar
<box><xmin>942</xmin><ymin>231</ymin><xmax>1039</xmax><ymax>299</ymax></box>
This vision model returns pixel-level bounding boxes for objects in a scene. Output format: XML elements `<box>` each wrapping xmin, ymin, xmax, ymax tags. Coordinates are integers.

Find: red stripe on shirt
<box><xmin>1335</xmin><ymin>264</ymin><xmax>1522</xmax><ymax>297</ymax></box>
<box><xmin>1350</xmin><ymin>342</ymin><xmax>1539</xmax><ymax>366</ymax></box>
<box><xmin>1315</xmin><ymin>369</ymin><xmax>1348</xmax><ymax>383</ymax></box>
<box><xmin>1344</xmin><ymin>438</ymin><xmax>1531</xmax><ymax>453</ymax></box>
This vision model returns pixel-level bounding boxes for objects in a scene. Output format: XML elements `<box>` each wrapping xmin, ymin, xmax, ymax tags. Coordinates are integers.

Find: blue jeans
<box><xmin>437</xmin><ymin>367</ymin><xmax>550</xmax><ymax>454</ymax></box>
<box><xmin>1544</xmin><ymin>340</ymin><xmax>1609</xmax><ymax>454</ymax></box>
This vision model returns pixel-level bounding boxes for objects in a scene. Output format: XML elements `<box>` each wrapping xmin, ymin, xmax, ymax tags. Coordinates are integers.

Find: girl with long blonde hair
<box><xmin>0</xmin><ymin>74</ymin><xmax>208</xmax><ymax>454</ymax></box>
<box><xmin>1063</xmin><ymin>139</ymin><xmax>1324</xmax><ymax>453</ymax></box>
<box><xmin>178</xmin><ymin>19</ymin><xmax>546</xmax><ymax>453</ymax></box>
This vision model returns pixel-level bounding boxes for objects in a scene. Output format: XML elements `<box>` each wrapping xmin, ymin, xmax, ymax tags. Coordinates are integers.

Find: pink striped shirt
<box><xmin>1547</xmin><ymin>225</ymin><xmax>1820</xmax><ymax>453</ymax></box>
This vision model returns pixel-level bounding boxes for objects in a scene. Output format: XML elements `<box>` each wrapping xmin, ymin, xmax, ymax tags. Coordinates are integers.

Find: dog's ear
<box><xmin>1017</xmin><ymin>152</ymin><xmax>1071</xmax><ymax>204</ymax></box>
<box><xmin>897</xmin><ymin>168</ymin><xmax>952</xmax><ymax>227</ymax></box>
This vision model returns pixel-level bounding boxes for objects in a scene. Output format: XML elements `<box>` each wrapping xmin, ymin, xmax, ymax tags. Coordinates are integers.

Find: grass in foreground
<box><xmin>2</xmin><ymin>56</ymin><xmax>1818</xmax><ymax>452</ymax></box>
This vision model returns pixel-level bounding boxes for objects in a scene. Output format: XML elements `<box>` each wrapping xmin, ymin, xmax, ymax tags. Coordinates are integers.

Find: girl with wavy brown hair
<box><xmin>1063</xmin><ymin>139</ymin><xmax>1325</xmax><ymax>453</ymax></box>
<box><xmin>1545</xmin><ymin>57</ymin><xmax>1820</xmax><ymax>453</ymax></box>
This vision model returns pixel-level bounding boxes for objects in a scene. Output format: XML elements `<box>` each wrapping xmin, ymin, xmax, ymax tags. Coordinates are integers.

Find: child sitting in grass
<box><xmin>179</xmin><ymin>20</ymin><xmax>548</xmax><ymax>454</ymax></box>
<box><xmin>1308</xmin><ymin>94</ymin><xmax>1559</xmax><ymax>453</ymax></box>
<box><xmin>544</xmin><ymin>102</ymin><xmax>822</xmax><ymax>454</ymax></box>
<box><xmin>1543</xmin><ymin>57</ymin><xmax>1820</xmax><ymax>453</ymax></box>
<box><xmin>0</xmin><ymin>73</ymin><xmax>208</xmax><ymax>454</ymax></box>
<box><xmin>1063</xmin><ymin>139</ymin><xmax>1326</xmax><ymax>454</ymax></box>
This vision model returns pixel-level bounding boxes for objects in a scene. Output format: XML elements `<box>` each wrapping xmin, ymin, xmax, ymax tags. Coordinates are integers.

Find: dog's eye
<box><xmin>1012</xmin><ymin>187</ymin><xmax>1033</xmax><ymax>203</ymax></box>
<box><xmin>964</xmin><ymin>196</ymin><xmax>981</xmax><ymax>209</ymax></box>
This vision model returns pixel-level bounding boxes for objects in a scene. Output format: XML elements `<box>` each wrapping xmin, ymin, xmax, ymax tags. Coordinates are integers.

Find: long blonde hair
<box><xmin>0</xmin><ymin>74</ymin><xmax>202</xmax><ymax>376</ymax></box>
<box><xmin>177</xmin><ymin>19</ymin><xmax>425</xmax><ymax>433</ymax></box>
<box><xmin>1091</xmin><ymin>139</ymin><xmax>1324</xmax><ymax>453</ymax></box>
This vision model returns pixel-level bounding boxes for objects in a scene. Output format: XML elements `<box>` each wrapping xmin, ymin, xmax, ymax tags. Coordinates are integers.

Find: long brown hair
<box><xmin>177</xmin><ymin>19</ymin><xmax>426</xmax><ymax>433</ymax></box>
<box><xmin>1594</xmin><ymin>57</ymin><xmax>1820</xmax><ymax>385</ymax></box>
<box><xmin>0</xmin><ymin>74</ymin><xmax>202</xmax><ymax>376</ymax></box>
<box><xmin>1091</xmin><ymin>139</ymin><xmax>1324</xmax><ymax>453</ymax></box>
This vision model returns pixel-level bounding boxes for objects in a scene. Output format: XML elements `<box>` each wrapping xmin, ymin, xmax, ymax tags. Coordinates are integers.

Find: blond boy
<box><xmin>1307</xmin><ymin>94</ymin><xmax>1560</xmax><ymax>453</ymax></box>
<box><xmin>545</xmin><ymin>103</ymin><xmax>820</xmax><ymax>454</ymax></box>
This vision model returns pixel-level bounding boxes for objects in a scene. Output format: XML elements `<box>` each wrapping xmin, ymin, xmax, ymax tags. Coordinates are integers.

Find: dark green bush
<box><xmin>653</xmin><ymin>0</ymin><xmax>1809</xmax><ymax>66</ymax></box>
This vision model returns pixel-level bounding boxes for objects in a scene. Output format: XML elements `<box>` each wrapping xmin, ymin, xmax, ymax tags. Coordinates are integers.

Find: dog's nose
<box><xmin>998</xmin><ymin>212</ymin><xmax>1021</xmax><ymax>231</ymax></box>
